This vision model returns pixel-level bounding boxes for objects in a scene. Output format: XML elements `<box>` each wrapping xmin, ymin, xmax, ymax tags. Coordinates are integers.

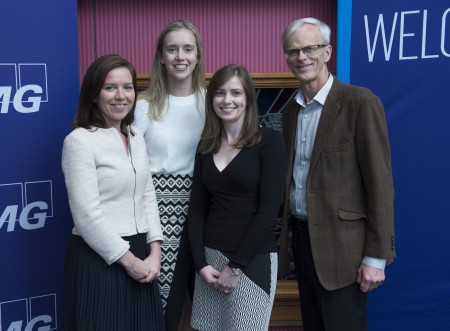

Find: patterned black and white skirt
<box><xmin>191</xmin><ymin>247</ymin><xmax>277</xmax><ymax>331</ymax></box>
<box><xmin>152</xmin><ymin>173</ymin><xmax>193</xmax><ymax>308</ymax></box>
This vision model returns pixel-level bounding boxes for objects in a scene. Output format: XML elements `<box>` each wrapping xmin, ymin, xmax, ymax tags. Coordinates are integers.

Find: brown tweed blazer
<box><xmin>279</xmin><ymin>77</ymin><xmax>396</xmax><ymax>290</ymax></box>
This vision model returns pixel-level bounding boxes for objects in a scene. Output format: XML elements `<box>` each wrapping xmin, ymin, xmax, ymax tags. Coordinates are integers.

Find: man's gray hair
<box><xmin>281</xmin><ymin>17</ymin><xmax>331</xmax><ymax>50</ymax></box>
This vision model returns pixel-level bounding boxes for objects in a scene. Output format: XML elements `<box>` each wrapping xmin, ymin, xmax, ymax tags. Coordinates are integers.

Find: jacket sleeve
<box><xmin>355</xmin><ymin>88</ymin><xmax>396</xmax><ymax>263</ymax></box>
<box><xmin>61</xmin><ymin>132</ymin><xmax>130</xmax><ymax>264</ymax></box>
<box><xmin>142</xmin><ymin>167</ymin><xmax>164</xmax><ymax>244</ymax></box>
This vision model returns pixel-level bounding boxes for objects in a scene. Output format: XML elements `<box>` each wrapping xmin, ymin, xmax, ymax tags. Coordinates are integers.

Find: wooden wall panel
<box><xmin>77</xmin><ymin>0</ymin><xmax>337</xmax><ymax>78</ymax></box>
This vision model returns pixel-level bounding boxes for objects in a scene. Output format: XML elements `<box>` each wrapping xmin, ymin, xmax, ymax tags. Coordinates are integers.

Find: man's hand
<box><xmin>357</xmin><ymin>263</ymin><xmax>385</xmax><ymax>292</ymax></box>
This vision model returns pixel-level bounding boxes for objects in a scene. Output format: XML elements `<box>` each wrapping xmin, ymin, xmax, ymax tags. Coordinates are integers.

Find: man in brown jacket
<box><xmin>279</xmin><ymin>17</ymin><xmax>396</xmax><ymax>330</ymax></box>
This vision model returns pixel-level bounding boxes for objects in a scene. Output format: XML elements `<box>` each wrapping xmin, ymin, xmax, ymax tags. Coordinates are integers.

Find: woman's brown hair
<box><xmin>198</xmin><ymin>64</ymin><xmax>261</xmax><ymax>154</ymax></box>
<box><xmin>74</xmin><ymin>54</ymin><xmax>137</xmax><ymax>136</ymax></box>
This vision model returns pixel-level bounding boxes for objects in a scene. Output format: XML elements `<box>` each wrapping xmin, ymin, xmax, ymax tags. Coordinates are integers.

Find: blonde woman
<box><xmin>134</xmin><ymin>19</ymin><xmax>205</xmax><ymax>330</ymax></box>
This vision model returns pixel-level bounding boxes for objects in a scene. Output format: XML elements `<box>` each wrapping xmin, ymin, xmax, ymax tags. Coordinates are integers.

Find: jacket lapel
<box><xmin>310</xmin><ymin>78</ymin><xmax>343</xmax><ymax>170</ymax></box>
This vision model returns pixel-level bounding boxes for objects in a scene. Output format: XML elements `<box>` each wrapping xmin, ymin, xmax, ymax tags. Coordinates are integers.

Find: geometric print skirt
<box><xmin>190</xmin><ymin>247</ymin><xmax>277</xmax><ymax>331</ymax></box>
<box><xmin>152</xmin><ymin>173</ymin><xmax>193</xmax><ymax>309</ymax></box>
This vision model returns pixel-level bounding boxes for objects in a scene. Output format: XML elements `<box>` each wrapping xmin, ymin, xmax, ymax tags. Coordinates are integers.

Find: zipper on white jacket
<box><xmin>128</xmin><ymin>134</ymin><xmax>139</xmax><ymax>234</ymax></box>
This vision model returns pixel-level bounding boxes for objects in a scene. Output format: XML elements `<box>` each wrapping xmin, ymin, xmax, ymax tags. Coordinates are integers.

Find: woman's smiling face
<box><xmin>213</xmin><ymin>76</ymin><xmax>247</xmax><ymax>126</ymax></box>
<box><xmin>160</xmin><ymin>28</ymin><xmax>199</xmax><ymax>84</ymax></box>
<box><xmin>96</xmin><ymin>67</ymin><xmax>135</xmax><ymax>129</ymax></box>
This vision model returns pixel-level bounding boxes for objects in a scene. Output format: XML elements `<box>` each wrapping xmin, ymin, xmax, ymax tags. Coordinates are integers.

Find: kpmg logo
<box><xmin>0</xmin><ymin>63</ymin><xmax>48</xmax><ymax>114</ymax></box>
<box><xmin>0</xmin><ymin>294</ymin><xmax>57</xmax><ymax>331</ymax></box>
<box><xmin>0</xmin><ymin>181</ymin><xmax>53</xmax><ymax>232</ymax></box>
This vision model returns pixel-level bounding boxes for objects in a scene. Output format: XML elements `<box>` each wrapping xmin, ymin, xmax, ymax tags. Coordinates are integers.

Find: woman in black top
<box><xmin>187</xmin><ymin>64</ymin><xmax>287</xmax><ymax>330</ymax></box>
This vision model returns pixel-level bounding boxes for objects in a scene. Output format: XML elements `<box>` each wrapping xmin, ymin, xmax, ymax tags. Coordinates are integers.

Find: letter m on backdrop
<box><xmin>0</xmin><ymin>294</ymin><xmax>57</xmax><ymax>331</ymax></box>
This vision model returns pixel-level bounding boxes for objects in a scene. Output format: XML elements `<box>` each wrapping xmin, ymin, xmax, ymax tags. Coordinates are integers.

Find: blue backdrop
<box><xmin>1</xmin><ymin>1</ymin><xmax>449</xmax><ymax>330</ymax></box>
<box><xmin>0</xmin><ymin>1</ymin><xmax>79</xmax><ymax>329</ymax></box>
<box><xmin>338</xmin><ymin>0</ymin><xmax>450</xmax><ymax>330</ymax></box>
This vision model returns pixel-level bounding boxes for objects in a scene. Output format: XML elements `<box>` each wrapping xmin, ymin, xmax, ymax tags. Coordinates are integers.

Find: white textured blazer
<box><xmin>62</xmin><ymin>126</ymin><xmax>163</xmax><ymax>264</ymax></box>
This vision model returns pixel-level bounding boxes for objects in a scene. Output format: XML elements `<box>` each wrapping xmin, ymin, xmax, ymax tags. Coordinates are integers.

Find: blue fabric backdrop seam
<box><xmin>337</xmin><ymin>0</ymin><xmax>352</xmax><ymax>83</ymax></box>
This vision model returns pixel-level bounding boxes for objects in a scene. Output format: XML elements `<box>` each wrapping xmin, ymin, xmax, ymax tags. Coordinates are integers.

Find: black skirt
<box><xmin>63</xmin><ymin>234</ymin><xmax>165</xmax><ymax>331</ymax></box>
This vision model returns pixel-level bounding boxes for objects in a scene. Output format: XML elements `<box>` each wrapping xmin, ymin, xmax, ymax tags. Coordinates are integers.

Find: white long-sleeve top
<box><xmin>134</xmin><ymin>93</ymin><xmax>205</xmax><ymax>176</ymax></box>
<box><xmin>62</xmin><ymin>126</ymin><xmax>163</xmax><ymax>265</ymax></box>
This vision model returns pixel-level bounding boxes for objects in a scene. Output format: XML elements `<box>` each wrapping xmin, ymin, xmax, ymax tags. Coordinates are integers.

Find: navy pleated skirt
<box><xmin>63</xmin><ymin>234</ymin><xmax>165</xmax><ymax>331</ymax></box>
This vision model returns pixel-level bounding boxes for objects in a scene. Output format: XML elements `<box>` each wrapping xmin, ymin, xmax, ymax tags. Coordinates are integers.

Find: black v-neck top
<box><xmin>187</xmin><ymin>127</ymin><xmax>287</xmax><ymax>271</ymax></box>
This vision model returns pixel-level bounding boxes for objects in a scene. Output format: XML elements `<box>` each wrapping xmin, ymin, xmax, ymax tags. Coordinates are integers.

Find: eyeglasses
<box><xmin>284</xmin><ymin>44</ymin><xmax>328</xmax><ymax>58</ymax></box>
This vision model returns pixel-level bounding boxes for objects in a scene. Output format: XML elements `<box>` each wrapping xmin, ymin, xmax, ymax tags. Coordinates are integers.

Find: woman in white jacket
<box><xmin>62</xmin><ymin>54</ymin><xmax>165</xmax><ymax>330</ymax></box>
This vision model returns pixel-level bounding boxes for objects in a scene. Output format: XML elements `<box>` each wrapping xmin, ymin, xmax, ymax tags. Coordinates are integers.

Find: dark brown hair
<box><xmin>74</xmin><ymin>54</ymin><xmax>137</xmax><ymax>136</ymax></box>
<box><xmin>198</xmin><ymin>64</ymin><xmax>261</xmax><ymax>154</ymax></box>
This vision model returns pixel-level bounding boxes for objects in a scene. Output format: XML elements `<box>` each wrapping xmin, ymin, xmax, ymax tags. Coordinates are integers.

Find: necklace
<box><xmin>226</xmin><ymin>137</ymin><xmax>238</xmax><ymax>147</ymax></box>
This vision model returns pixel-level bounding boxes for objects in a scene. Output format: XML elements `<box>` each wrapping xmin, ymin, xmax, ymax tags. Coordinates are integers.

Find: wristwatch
<box><xmin>231</xmin><ymin>267</ymin><xmax>243</xmax><ymax>276</ymax></box>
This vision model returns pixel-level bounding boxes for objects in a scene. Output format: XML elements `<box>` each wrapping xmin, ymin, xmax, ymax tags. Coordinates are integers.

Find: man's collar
<box><xmin>295</xmin><ymin>74</ymin><xmax>334</xmax><ymax>107</ymax></box>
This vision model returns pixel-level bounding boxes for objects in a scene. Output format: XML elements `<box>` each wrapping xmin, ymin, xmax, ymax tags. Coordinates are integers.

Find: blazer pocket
<box><xmin>338</xmin><ymin>209</ymin><xmax>367</xmax><ymax>221</ymax></box>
